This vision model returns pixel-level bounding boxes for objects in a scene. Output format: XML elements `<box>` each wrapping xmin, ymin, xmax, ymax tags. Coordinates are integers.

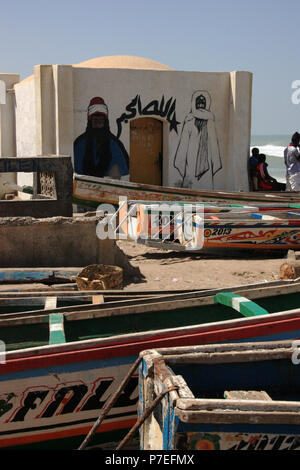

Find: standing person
<box><xmin>284</xmin><ymin>132</ymin><xmax>300</xmax><ymax>191</ymax></box>
<box><xmin>283</xmin><ymin>146</ymin><xmax>290</xmax><ymax>190</ymax></box>
<box><xmin>74</xmin><ymin>97</ymin><xmax>129</xmax><ymax>179</ymax></box>
<box><xmin>249</xmin><ymin>147</ymin><xmax>260</xmax><ymax>190</ymax></box>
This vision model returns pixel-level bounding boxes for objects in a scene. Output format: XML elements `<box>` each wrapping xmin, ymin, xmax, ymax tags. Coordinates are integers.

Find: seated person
<box><xmin>256</xmin><ymin>154</ymin><xmax>286</xmax><ymax>191</ymax></box>
<box><xmin>249</xmin><ymin>147</ymin><xmax>260</xmax><ymax>190</ymax></box>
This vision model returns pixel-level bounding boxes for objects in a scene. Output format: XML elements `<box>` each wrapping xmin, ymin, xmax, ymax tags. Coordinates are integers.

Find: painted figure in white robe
<box><xmin>173</xmin><ymin>90</ymin><xmax>222</xmax><ymax>189</ymax></box>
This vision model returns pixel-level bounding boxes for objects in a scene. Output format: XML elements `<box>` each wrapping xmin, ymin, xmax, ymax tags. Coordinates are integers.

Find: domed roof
<box><xmin>73</xmin><ymin>55</ymin><xmax>173</xmax><ymax>70</ymax></box>
<box><xmin>16</xmin><ymin>55</ymin><xmax>174</xmax><ymax>86</ymax></box>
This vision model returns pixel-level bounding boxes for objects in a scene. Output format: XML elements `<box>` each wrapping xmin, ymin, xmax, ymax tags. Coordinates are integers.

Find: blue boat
<box><xmin>139</xmin><ymin>341</ymin><xmax>300</xmax><ymax>450</ymax></box>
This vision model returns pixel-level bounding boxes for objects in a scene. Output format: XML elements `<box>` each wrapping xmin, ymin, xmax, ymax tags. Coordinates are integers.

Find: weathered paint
<box><xmin>139</xmin><ymin>342</ymin><xmax>300</xmax><ymax>450</ymax></box>
<box><xmin>176</xmin><ymin>431</ymin><xmax>300</xmax><ymax>450</ymax></box>
<box><xmin>49</xmin><ymin>313</ymin><xmax>66</xmax><ymax>345</ymax></box>
<box><xmin>1</xmin><ymin>282</ymin><xmax>300</xmax><ymax>449</ymax></box>
<box><xmin>72</xmin><ymin>174</ymin><xmax>300</xmax><ymax>209</ymax></box>
<box><xmin>214</xmin><ymin>292</ymin><xmax>269</xmax><ymax>317</ymax></box>
<box><xmin>0</xmin><ymin>269</ymin><xmax>80</xmax><ymax>282</ymax></box>
<box><xmin>122</xmin><ymin>200</ymin><xmax>300</xmax><ymax>251</ymax></box>
<box><xmin>0</xmin><ymin>355</ymin><xmax>139</xmax><ymax>449</ymax></box>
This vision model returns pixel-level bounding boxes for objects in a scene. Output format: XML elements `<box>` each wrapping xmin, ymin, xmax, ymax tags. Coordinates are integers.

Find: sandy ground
<box><xmin>0</xmin><ymin>241</ymin><xmax>289</xmax><ymax>293</ymax></box>
<box><xmin>118</xmin><ymin>240</ymin><xmax>288</xmax><ymax>291</ymax></box>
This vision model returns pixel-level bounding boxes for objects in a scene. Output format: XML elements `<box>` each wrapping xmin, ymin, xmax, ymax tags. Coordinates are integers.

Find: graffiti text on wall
<box><xmin>116</xmin><ymin>95</ymin><xmax>180</xmax><ymax>138</ymax></box>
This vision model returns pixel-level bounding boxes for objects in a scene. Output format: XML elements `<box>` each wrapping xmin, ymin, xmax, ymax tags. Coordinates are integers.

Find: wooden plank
<box><xmin>224</xmin><ymin>390</ymin><xmax>272</xmax><ymax>401</ymax></box>
<box><xmin>176</xmin><ymin>398</ymin><xmax>300</xmax><ymax>412</ymax></box>
<box><xmin>92</xmin><ymin>295</ymin><xmax>104</xmax><ymax>304</ymax></box>
<box><xmin>0</xmin><ymin>278</ymin><xmax>298</xmax><ymax>300</ymax></box>
<box><xmin>0</xmin><ymin>268</ymin><xmax>80</xmax><ymax>282</ymax></box>
<box><xmin>166</xmin><ymin>350</ymin><xmax>294</xmax><ymax>364</ymax></box>
<box><xmin>175</xmin><ymin>409</ymin><xmax>300</xmax><ymax>425</ymax></box>
<box><xmin>44</xmin><ymin>297</ymin><xmax>57</xmax><ymax>310</ymax></box>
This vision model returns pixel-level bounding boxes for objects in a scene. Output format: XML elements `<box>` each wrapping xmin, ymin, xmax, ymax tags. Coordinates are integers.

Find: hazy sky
<box><xmin>1</xmin><ymin>0</ymin><xmax>299</xmax><ymax>135</ymax></box>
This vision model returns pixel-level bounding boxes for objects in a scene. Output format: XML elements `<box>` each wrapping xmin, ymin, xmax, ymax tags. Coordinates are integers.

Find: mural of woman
<box><xmin>74</xmin><ymin>97</ymin><xmax>129</xmax><ymax>179</ymax></box>
<box><xmin>173</xmin><ymin>90</ymin><xmax>222</xmax><ymax>189</ymax></box>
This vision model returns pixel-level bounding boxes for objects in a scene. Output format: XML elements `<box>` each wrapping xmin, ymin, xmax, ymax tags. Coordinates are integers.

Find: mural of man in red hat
<box><xmin>74</xmin><ymin>97</ymin><xmax>129</xmax><ymax>178</ymax></box>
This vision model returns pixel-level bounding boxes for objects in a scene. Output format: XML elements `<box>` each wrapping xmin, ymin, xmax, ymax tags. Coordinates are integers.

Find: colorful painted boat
<box><xmin>72</xmin><ymin>173</ymin><xmax>300</xmax><ymax>209</ymax></box>
<box><xmin>139</xmin><ymin>341</ymin><xmax>300</xmax><ymax>451</ymax></box>
<box><xmin>1</xmin><ymin>279</ymin><xmax>300</xmax><ymax>450</ymax></box>
<box><xmin>186</xmin><ymin>210</ymin><xmax>300</xmax><ymax>252</ymax></box>
<box><xmin>118</xmin><ymin>201</ymin><xmax>300</xmax><ymax>252</ymax></box>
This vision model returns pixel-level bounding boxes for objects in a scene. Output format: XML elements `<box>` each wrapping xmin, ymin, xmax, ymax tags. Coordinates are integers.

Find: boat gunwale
<box><xmin>4</xmin><ymin>306</ymin><xmax>300</xmax><ymax>361</ymax></box>
<box><xmin>74</xmin><ymin>174</ymin><xmax>300</xmax><ymax>203</ymax></box>
<box><xmin>141</xmin><ymin>341</ymin><xmax>300</xmax><ymax>425</ymax></box>
<box><xmin>1</xmin><ymin>279</ymin><xmax>300</xmax><ymax>326</ymax></box>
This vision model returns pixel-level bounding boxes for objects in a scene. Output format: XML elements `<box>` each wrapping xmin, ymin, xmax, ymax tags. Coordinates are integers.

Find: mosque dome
<box><xmin>17</xmin><ymin>55</ymin><xmax>174</xmax><ymax>85</ymax></box>
<box><xmin>73</xmin><ymin>55</ymin><xmax>174</xmax><ymax>70</ymax></box>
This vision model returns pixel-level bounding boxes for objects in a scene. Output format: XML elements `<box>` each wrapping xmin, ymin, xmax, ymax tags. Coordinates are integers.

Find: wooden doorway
<box><xmin>130</xmin><ymin>117</ymin><xmax>163</xmax><ymax>185</ymax></box>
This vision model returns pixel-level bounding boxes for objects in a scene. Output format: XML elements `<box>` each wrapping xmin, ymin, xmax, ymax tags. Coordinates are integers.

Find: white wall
<box><xmin>0</xmin><ymin>73</ymin><xmax>20</xmax><ymax>198</ymax></box>
<box><xmin>14</xmin><ymin>64</ymin><xmax>252</xmax><ymax>193</ymax></box>
<box><xmin>72</xmin><ymin>67</ymin><xmax>252</xmax><ymax>191</ymax></box>
<box><xmin>14</xmin><ymin>75</ymin><xmax>37</xmax><ymax>196</ymax></box>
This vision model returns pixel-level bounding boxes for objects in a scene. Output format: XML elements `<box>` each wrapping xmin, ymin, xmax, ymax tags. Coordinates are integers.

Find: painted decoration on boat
<box><xmin>0</xmin><ymin>360</ymin><xmax>138</xmax><ymax>448</ymax></box>
<box><xmin>176</xmin><ymin>432</ymin><xmax>300</xmax><ymax>451</ymax></box>
<box><xmin>73</xmin><ymin>97</ymin><xmax>129</xmax><ymax>179</ymax></box>
<box><xmin>173</xmin><ymin>90</ymin><xmax>222</xmax><ymax>189</ymax></box>
<box><xmin>202</xmin><ymin>224</ymin><xmax>300</xmax><ymax>249</ymax></box>
<box><xmin>115</xmin><ymin>94</ymin><xmax>180</xmax><ymax>138</ymax></box>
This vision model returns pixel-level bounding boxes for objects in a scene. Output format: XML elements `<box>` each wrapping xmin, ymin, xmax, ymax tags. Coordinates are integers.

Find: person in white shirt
<box><xmin>284</xmin><ymin>132</ymin><xmax>300</xmax><ymax>191</ymax></box>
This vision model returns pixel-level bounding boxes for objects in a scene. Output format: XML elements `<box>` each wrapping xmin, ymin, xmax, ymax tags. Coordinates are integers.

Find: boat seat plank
<box><xmin>214</xmin><ymin>292</ymin><xmax>269</xmax><ymax>317</ymax></box>
<box><xmin>224</xmin><ymin>390</ymin><xmax>273</xmax><ymax>401</ymax></box>
<box><xmin>92</xmin><ymin>295</ymin><xmax>104</xmax><ymax>304</ymax></box>
<box><xmin>44</xmin><ymin>297</ymin><xmax>57</xmax><ymax>310</ymax></box>
<box><xmin>49</xmin><ymin>313</ymin><xmax>66</xmax><ymax>345</ymax></box>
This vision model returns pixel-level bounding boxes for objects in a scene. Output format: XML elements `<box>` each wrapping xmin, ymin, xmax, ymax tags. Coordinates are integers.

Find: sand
<box><xmin>118</xmin><ymin>240</ymin><xmax>287</xmax><ymax>291</ymax></box>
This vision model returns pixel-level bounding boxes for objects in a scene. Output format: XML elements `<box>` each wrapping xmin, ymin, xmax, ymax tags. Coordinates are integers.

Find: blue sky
<box><xmin>1</xmin><ymin>0</ymin><xmax>299</xmax><ymax>135</ymax></box>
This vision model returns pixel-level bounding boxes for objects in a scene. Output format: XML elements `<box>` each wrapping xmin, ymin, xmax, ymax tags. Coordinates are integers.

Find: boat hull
<box><xmin>2</xmin><ymin>302</ymin><xmax>300</xmax><ymax>449</ymax></box>
<box><xmin>139</xmin><ymin>342</ymin><xmax>300</xmax><ymax>450</ymax></box>
<box><xmin>72</xmin><ymin>174</ymin><xmax>300</xmax><ymax>208</ymax></box>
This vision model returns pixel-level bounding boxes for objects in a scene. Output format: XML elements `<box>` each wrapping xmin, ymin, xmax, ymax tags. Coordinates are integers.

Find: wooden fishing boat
<box><xmin>185</xmin><ymin>210</ymin><xmax>300</xmax><ymax>252</ymax></box>
<box><xmin>0</xmin><ymin>287</ymin><xmax>211</xmax><ymax>314</ymax></box>
<box><xmin>0</xmin><ymin>291</ymin><xmax>163</xmax><ymax>314</ymax></box>
<box><xmin>119</xmin><ymin>201</ymin><xmax>300</xmax><ymax>252</ymax></box>
<box><xmin>139</xmin><ymin>341</ymin><xmax>300</xmax><ymax>451</ymax></box>
<box><xmin>72</xmin><ymin>173</ymin><xmax>300</xmax><ymax>209</ymax></box>
<box><xmin>0</xmin><ymin>268</ymin><xmax>81</xmax><ymax>286</ymax></box>
<box><xmin>1</xmin><ymin>279</ymin><xmax>300</xmax><ymax>450</ymax></box>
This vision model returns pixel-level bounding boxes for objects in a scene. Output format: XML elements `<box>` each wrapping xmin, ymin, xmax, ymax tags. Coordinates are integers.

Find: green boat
<box><xmin>0</xmin><ymin>278</ymin><xmax>300</xmax><ymax>450</ymax></box>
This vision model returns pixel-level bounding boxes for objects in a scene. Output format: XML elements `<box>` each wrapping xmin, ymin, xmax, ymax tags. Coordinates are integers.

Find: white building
<box><xmin>0</xmin><ymin>55</ymin><xmax>252</xmax><ymax>197</ymax></box>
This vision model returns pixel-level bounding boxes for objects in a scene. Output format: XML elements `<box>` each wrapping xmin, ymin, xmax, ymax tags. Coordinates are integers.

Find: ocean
<box><xmin>250</xmin><ymin>135</ymin><xmax>289</xmax><ymax>184</ymax></box>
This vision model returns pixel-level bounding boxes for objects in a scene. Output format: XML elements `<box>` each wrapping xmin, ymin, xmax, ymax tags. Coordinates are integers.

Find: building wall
<box><xmin>14</xmin><ymin>75</ymin><xmax>36</xmax><ymax>193</ymax></box>
<box><xmin>0</xmin><ymin>74</ymin><xmax>20</xmax><ymax>198</ymax></box>
<box><xmin>14</xmin><ymin>64</ymin><xmax>252</xmax><ymax>193</ymax></box>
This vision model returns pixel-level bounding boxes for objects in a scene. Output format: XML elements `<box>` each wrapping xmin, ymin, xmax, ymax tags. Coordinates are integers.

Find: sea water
<box><xmin>250</xmin><ymin>135</ymin><xmax>289</xmax><ymax>184</ymax></box>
